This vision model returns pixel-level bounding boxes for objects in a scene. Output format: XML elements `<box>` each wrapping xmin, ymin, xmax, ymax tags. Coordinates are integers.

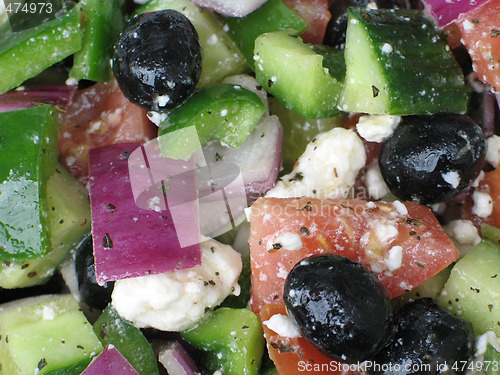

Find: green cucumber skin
<box><xmin>437</xmin><ymin>240</ymin><xmax>500</xmax><ymax>337</ymax></box>
<box><xmin>181</xmin><ymin>307</ymin><xmax>265</xmax><ymax>375</ymax></box>
<box><xmin>342</xmin><ymin>8</ymin><xmax>467</xmax><ymax>115</ymax></box>
<box><xmin>223</xmin><ymin>0</ymin><xmax>308</xmax><ymax>70</ymax></box>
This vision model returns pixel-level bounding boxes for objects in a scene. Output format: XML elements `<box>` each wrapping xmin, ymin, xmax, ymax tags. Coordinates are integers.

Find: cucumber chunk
<box><xmin>341</xmin><ymin>8</ymin><xmax>467</xmax><ymax>115</ymax></box>
<box><xmin>437</xmin><ymin>241</ymin><xmax>500</xmax><ymax>336</ymax></box>
<box><xmin>181</xmin><ymin>307</ymin><xmax>265</xmax><ymax>375</ymax></box>
<box><xmin>0</xmin><ymin>294</ymin><xmax>102</xmax><ymax>374</ymax></box>
<box><xmin>254</xmin><ymin>31</ymin><xmax>345</xmax><ymax>119</ymax></box>
<box><xmin>134</xmin><ymin>0</ymin><xmax>248</xmax><ymax>87</ymax></box>
<box><xmin>0</xmin><ymin>106</ymin><xmax>59</xmax><ymax>262</ymax></box>
<box><xmin>0</xmin><ymin>164</ymin><xmax>91</xmax><ymax>289</ymax></box>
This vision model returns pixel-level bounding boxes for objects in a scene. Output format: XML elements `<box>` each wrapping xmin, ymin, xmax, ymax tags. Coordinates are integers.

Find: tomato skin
<box><xmin>58</xmin><ymin>79</ymin><xmax>157</xmax><ymax>183</ymax></box>
<box><xmin>454</xmin><ymin>0</ymin><xmax>500</xmax><ymax>92</ymax></box>
<box><xmin>282</xmin><ymin>0</ymin><xmax>331</xmax><ymax>44</ymax></box>
<box><xmin>260</xmin><ymin>304</ymin><xmax>360</xmax><ymax>375</ymax></box>
<box><xmin>249</xmin><ymin>197</ymin><xmax>459</xmax><ymax>313</ymax></box>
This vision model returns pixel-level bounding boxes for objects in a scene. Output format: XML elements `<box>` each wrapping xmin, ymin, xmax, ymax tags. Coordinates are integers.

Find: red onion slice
<box><xmin>0</xmin><ymin>84</ymin><xmax>76</xmax><ymax>113</ymax></box>
<box><xmin>421</xmin><ymin>0</ymin><xmax>492</xmax><ymax>27</ymax></box>
<box><xmin>158</xmin><ymin>341</ymin><xmax>200</xmax><ymax>375</ymax></box>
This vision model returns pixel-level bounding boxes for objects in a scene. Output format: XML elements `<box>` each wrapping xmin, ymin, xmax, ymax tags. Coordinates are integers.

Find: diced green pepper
<box><xmin>0</xmin><ymin>106</ymin><xmax>59</xmax><ymax>262</ymax></box>
<box><xmin>93</xmin><ymin>305</ymin><xmax>159</xmax><ymax>375</ymax></box>
<box><xmin>69</xmin><ymin>0</ymin><xmax>126</xmax><ymax>82</ymax></box>
<box><xmin>0</xmin><ymin>294</ymin><xmax>103</xmax><ymax>374</ymax></box>
<box><xmin>181</xmin><ymin>307</ymin><xmax>265</xmax><ymax>375</ymax></box>
<box><xmin>484</xmin><ymin>343</ymin><xmax>500</xmax><ymax>375</ymax></box>
<box><xmin>158</xmin><ymin>84</ymin><xmax>265</xmax><ymax>159</ymax></box>
<box><xmin>223</xmin><ymin>0</ymin><xmax>308</xmax><ymax>70</ymax></box>
<box><xmin>134</xmin><ymin>0</ymin><xmax>248</xmax><ymax>87</ymax></box>
<box><xmin>0</xmin><ymin>6</ymin><xmax>81</xmax><ymax>94</ymax></box>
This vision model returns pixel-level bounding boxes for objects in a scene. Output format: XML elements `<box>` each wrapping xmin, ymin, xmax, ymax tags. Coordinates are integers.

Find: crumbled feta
<box><xmin>486</xmin><ymin>135</ymin><xmax>500</xmax><ymax>168</ymax></box>
<box><xmin>444</xmin><ymin>219</ymin><xmax>481</xmax><ymax>256</ymax></box>
<box><xmin>386</xmin><ymin>245</ymin><xmax>403</xmax><ymax>271</ymax></box>
<box><xmin>155</xmin><ymin>94</ymin><xmax>171</xmax><ymax>107</ymax></box>
<box><xmin>373</xmin><ymin>219</ymin><xmax>398</xmax><ymax>245</ymax></box>
<box><xmin>111</xmin><ymin>238</ymin><xmax>242</xmax><ymax>331</ymax></box>
<box><xmin>442</xmin><ymin>170</ymin><xmax>461</xmax><ymax>189</ymax></box>
<box><xmin>381</xmin><ymin>43</ymin><xmax>393</xmax><ymax>54</ymax></box>
<box><xmin>266</xmin><ymin>128</ymin><xmax>366</xmax><ymax>199</ymax></box>
<box><xmin>472</xmin><ymin>191</ymin><xmax>493</xmax><ymax>218</ymax></box>
<box><xmin>267</xmin><ymin>232</ymin><xmax>303</xmax><ymax>251</ymax></box>
<box><xmin>365</xmin><ymin>164</ymin><xmax>390</xmax><ymax>199</ymax></box>
<box><xmin>263</xmin><ymin>314</ymin><xmax>301</xmax><ymax>338</ymax></box>
<box><xmin>356</xmin><ymin>115</ymin><xmax>401</xmax><ymax>143</ymax></box>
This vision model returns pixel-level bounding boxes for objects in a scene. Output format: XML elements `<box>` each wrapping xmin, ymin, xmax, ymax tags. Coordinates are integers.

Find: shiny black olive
<box><xmin>379</xmin><ymin>114</ymin><xmax>486</xmax><ymax>205</ymax></box>
<box><xmin>324</xmin><ymin>0</ymin><xmax>398</xmax><ymax>48</ymax></box>
<box><xmin>368</xmin><ymin>298</ymin><xmax>475</xmax><ymax>375</ymax></box>
<box><xmin>283</xmin><ymin>254</ymin><xmax>394</xmax><ymax>362</ymax></box>
<box><xmin>112</xmin><ymin>10</ymin><xmax>202</xmax><ymax>112</ymax></box>
<box><xmin>75</xmin><ymin>235</ymin><xmax>114</xmax><ymax>310</ymax></box>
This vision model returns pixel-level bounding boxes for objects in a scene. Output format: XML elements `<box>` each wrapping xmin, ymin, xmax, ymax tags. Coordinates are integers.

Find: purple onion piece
<box><xmin>189</xmin><ymin>0</ymin><xmax>268</xmax><ymax>17</ymax></box>
<box><xmin>0</xmin><ymin>84</ymin><xmax>76</xmax><ymax>113</ymax></box>
<box><xmin>158</xmin><ymin>341</ymin><xmax>200</xmax><ymax>375</ymax></box>
<box><xmin>421</xmin><ymin>0</ymin><xmax>492</xmax><ymax>27</ymax></box>
<box><xmin>81</xmin><ymin>345</ymin><xmax>139</xmax><ymax>374</ymax></box>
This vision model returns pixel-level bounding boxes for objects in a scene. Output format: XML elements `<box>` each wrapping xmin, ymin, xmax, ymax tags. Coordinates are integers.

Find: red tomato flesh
<box><xmin>455</xmin><ymin>0</ymin><xmax>500</xmax><ymax>92</ymax></box>
<box><xmin>282</xmin><ymin>0</ymin><xmax>331</xmax><ymax>44</ymax></box>
<box><xmin>261</xmin><ymin>304</ymin><xmax>360</xmax><ymax>375</ymax></box>
<box><xmin>58</xmin><ymin>79</ymin><xmax>157</xmax><ymax>183</ymax></box>
<box><xmin>249</xmin><ymin>197</ymin><xmax>459</xmax><ymax>313</ymax></box>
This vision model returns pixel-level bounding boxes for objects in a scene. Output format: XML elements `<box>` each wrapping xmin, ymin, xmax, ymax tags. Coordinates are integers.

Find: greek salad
<box><xmin>0</xmin><ymin>0</ymin><xmax>499</xmax><ymax>374</ymax></box>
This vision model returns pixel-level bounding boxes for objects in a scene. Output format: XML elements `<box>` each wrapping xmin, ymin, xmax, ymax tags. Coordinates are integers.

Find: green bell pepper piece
<box><xmin>0</xmin><ymin>6</ymin><xmax>81</xmax><ymax>94</ymax></box>
<box><xmin>158</xmin><ymin>84</ymin><xmax>265</xmax><ymax>160</ymax></box>
<box><xmin>181</xmin><ymin>307</ymin><xmax>265</xmax><ymax>375</ymax></box>
<box><xmin>134</xmin><ymin>0</ymin><xmax>248</xmax><ymax>87</ymax></box>
<box><xmin>93</xmin><ymin>305</ymin><xmax>159</xmax><ymax>375</ymax></box>
<box><xmin>69</xmin><ymin>0</ymin><xmax>126</xmax><ymax>82</ymax></box>
<box><xmin>0</xmin><ymin>106</ymin><xmax>59</xmax><ymax>262</ymax></box>
<box><xmin>223</xmin><ymin>0</ymin><xmax>308</xmax><ymax>70</ymax></box>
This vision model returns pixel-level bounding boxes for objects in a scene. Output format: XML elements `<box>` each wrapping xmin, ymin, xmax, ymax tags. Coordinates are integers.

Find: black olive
<box><xmin>379</xmin><ymin>114</ymin><xmax>486</xmax><ymax>205</ymax></box>
<box><xmin>368</xmin><ymin>298</ymin><xmax>475</xmax><ymax>375</ymax></box>
<box><xmin>75</xmin><ymin>235</ymin><xmax>114</xmax><ymax>310</ymax></box>
<box><xmin>112</xmin><ymin>10</ymin><xmax>202</xmax><ymax>112</ymax></box>
<box><xmin>283</xmin><ymin>254</ymin><xmax>394</xmax><ymax>362</ymax></box>
<box><xmin>324</xmin><ymin>0</ymin><xmax>398</xmax><ymax>48</ymax></box>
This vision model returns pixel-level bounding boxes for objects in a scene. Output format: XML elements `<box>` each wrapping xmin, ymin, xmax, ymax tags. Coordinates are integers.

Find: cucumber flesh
<box><xmin>341</xmin><ymin>8</ymin><xmax>467</xmax><ymax>115</ymax></box>
<box><xmin>437</xmin><ymin>240</ymin><xmax>500</xmax><ymax>337</ymax></box>
<box><xmin>0</xmin><ymin>165</ymin><xmax>91</xmax><ymax>289</ymax></box>
<box><xmin>0</xmin><ymin>294</ymin><xmax>102</xmax><ymax>374</ymax></box>
<box><xmin>254</xmin><ymin>31</ymin><xmax>344</xmax><ymax>119</ymax></box>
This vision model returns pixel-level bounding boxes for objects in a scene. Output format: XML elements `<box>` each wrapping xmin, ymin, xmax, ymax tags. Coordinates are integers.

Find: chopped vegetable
<box><xmin>81</xmin><ymin>345</ymin><xmax>139</xmax><ymax>375</ymax></box>
<box><xmin>0</xmin><ymin>84</ymin><xmax>76</xmax><ymax>113</ymax></box>
<box><xmin>421</xmin><ymin>0</ymin><xmax>492</xmax><ymax>27</ymax></box>
<box><xmin>88</xmin><ymin>143</ymin><xmax>201</xmax><ymax>284</ymax></box>
<box><xmin>158</xmin><ymin>341</ymin><xmax>200</xmax><ymax>375</ymax></box>
<box><xmin>189</xmin><ymin>0</ymin><xmax>269</xmax><ymax>17</ymax></box>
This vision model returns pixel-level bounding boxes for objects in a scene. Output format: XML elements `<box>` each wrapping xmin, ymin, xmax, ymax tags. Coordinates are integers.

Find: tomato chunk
<box><xmin>283</xmin><ymin>0</ymin><xmax>331</xmax><ymax>44</ymax></box>
<box><xmin>249</xmin><ymin>197</ymin><xmax>459</xmax><ymax>313</ymax></box>
<box><xmin>260</xmin><ymin>304</ymin><xmax>360</xmax><ymax>375</ymax></box>
<box><xmin>454</xmin><ymin>0</ymin><xmax>500</xmax><ymax>92</ymax></box>
<box><xmin>58</xmin><ymin>79</ymin><xmax>157</xmax><ymax>183</ymax></box>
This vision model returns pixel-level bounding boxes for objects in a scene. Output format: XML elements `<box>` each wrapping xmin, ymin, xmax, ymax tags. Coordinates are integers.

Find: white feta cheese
<box><xmin>386</xmin><ymin>245</ymin><xmax>403</xmax><ymax>271</ymax></box>
<box><xmin>444</xmin><ymin>219</ymin><xmax>481</xmax><ymax>256</ymax></box>
<box><xmin>266</xmin><ymin>128</ymin><xmax>366</xmax><ymax>199</ymax></box>
<box><xmin>111</xmin><ymin>238</ymin><xmax>242</xmax><ymax>332</ymax></box>
<box><xmin>442</xmin><ymin>170</ymin><xmax>461</xmax><ymax>189</ymax></box>
<box><xmin>263</xmin><ymin>314</ymin><xmax>301</xmax><ymax>338</ymax></box>
<box><xmin>365</xmin><ymin>164</ymin><xmax>390</xmax><ymax>199</ymax></box>
<box><xmin>267</xmin><ymin>232</ymin><xmax>303</xmax><ymax>252</ymax></box>
<box><xmin>356</xmin><ymin>115</ymin><xmax>401</xmax><ymax>142</ymax></box>
<box><xmin>472</xmin><ymin>191</ymin><xmax>493</xmax><ymax>218</ymax></box>
<box><xmin>486</xmin><ymin>135</ymin><xmax>500</xmax><ymax>168</ymax></box>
